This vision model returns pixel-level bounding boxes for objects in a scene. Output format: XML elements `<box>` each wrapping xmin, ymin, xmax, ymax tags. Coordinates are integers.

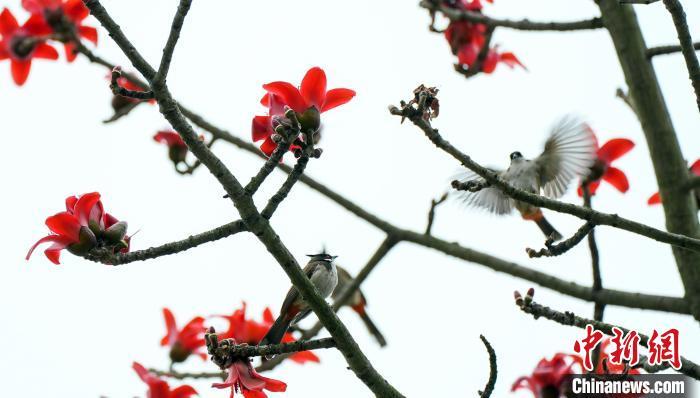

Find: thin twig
<box><xmin>84</xmin><ymin>220</ymin><xmax>246</xmax><ymax>265</ymax></box>
<box><xmin>478</xmin><ymin>335</ymin><xmax>497</xmax><ymax>398</ymax></box>
<box><xmin>425</xmin><ymin>193</ymin><xmax>448</xmax><ymax>235</ymax></box>
<box><xmin>525</xmin><ymin>222</ymin><xmax>595</xmax><ymax>258</ymax></box>
<box><xmin>420</xmin><ymin>1</ymin><xmax>604</xmax><ymax>31</ymax></box>
<box><xmin>662</xmin><ymin>0</ymin><xmax>700</xmax><ymax>113</ymax></box>
<box><xmin>110</xmin><ymin>67</ymin><xmax>154</xmax><ymax>100</ymax></box>
<box><xmin>583</xmin><ymin>185</ymin><xmax>605</xmax><ymax>370</ymax></box>
<box><xmin>389</xmin><ymin>95</ymin><xmax>700</xmax><ymax>252</ymax></box>
<box><xmin>514</xmin><ymin>294</ymin><xmax>700</xmax><ymax>380</ymax></box>
<box><xmin>647</xmin><ymin>42</ymin><xmax>700</xmax><ymax>58</ymax></box>
<box><xmin>149</xmin><ymin>368</ymin><xmax>226</xmax><ymax>380</ymax></box>
<box><xmin>261</xmin><ymin>156</ymin><xmax>310</xmax><ymax>219</ymax></box>
<box><xmin>615</xmin><ymin>87</ymin><xmax>638</xmax><ymax>117</ymax></box>
<box><xmin>154</xmin><ymin>0</ymin><xmax>192</xmax><ymax>86</ymax></box>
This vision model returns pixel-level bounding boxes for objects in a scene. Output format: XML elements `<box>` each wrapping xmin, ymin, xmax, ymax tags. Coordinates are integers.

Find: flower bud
<box><xmin>104</xmin><ymin>221</ymin><xmax>129</xmax><ymax>243</ymax></box>
<box><xmin>296</xmin><ymin>107</ymin><xmax>321</xmax><ymax>132</ymax></box>
<box><xmin>67</xmin><ymin>226</ymin><xmax>97</xmax><ymax>256</ymax></box>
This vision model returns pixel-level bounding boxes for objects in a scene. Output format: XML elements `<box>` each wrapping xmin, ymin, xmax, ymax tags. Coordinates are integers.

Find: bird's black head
<box><xmin>306</xmin><ymin>253</ymin><xmax>337</xmax><ymax>262</ymax></box>
<box><xmin>509</xmin><ymin>151</ymin><xmax>523</xmax><ymax>161</ymax></box>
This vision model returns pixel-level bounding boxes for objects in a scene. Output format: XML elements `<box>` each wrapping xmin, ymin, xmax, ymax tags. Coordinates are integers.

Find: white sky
<box><xmin>2</xmin><ymin>0</ymin><xmax>700</xmax><ymax>397</ymax></box>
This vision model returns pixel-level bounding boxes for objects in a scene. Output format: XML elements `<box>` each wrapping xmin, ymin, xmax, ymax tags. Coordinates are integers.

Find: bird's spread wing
<box><xmin>452</xmin><ymin>168</ymin><xmax>513</xmax><ymax>215</ymax></box>
<box><xmin>535</xmin><ymin>116</ymin><xmax>596</xmax><ymax>198</ymax></box>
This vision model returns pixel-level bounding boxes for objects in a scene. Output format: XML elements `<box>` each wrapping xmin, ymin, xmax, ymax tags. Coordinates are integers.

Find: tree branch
<box><xmin>154</xmin><ymin>0</ymin><xmax>192</xmax><ymax>86</ymax></box>
<box><xmin>478</xmin><ymin>335</ymin><xmax>497</xmax><ymax>398</ymax></box>
<box><xmin>597</xmin><ymin>0</ymin><xmax>700</xmax><ymax>321</ymax></box>
<box><xmin>149</xmin><ymin>368</ymin><xmax>226</xmax><ymax>380</ymax></box>
<box><xmin>83</xmin><ymin>2</ymin><xmax>404</xmax><ymax>396</ymax></box>
<box><xmin>110</xmin><ymin>66</ymin><xmax>154</xmax><ymax>100</ymax></box>
<box><xmin>514</xmin><ymin>292</ymin><xmax>700</xmax><ymax>380</ymax></box>
<box><xmin>661</xmin><ymin>0</ymin><xmax>700</xmax><ymax>114</ymax></box>
<box><xmin>425</xmin><ymin>193</ymin><xmax>448</xmax><ymax>235</ymax></box>
<box><xmin>85</xmin><ymin>220</ymin><xmax>246</xmax><ymax>265</ymax></box>
<box><xmin>261</xmin><ymin>156</ymin><xmax>310</xmax><ymax>219</ymax></box>
<box><xmin>647</xmin><ymin>42</ymin><xmax>700</xmax><ymax>58</ymax></box>
<box><xmin>525</xmin><ymin>222</ymin><xmax>595</xmax><ymax>258</ymax></box>
<box><xmin>389</xmin><ymin>98</ymin><xmax>700</xmax><ymax>252</ymax></box>
<box><xmin>420</xmin><ymin>0</ymin><xmax>604</xmax><ymax>31</ymax></box>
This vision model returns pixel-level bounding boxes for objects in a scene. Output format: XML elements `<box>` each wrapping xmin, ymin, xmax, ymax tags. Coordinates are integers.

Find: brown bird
<box><xmin>332</xmin><ymin>266</ymin><xmax>387</xmax><ymax>347</ymax></box>
<box><xmin>260</xmin><ymin>253</ymin><xmax>338</xmax><ymax>347</ymax></box>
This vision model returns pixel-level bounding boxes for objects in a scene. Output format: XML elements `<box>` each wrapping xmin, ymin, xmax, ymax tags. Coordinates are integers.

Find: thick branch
<box><xmin>478</xmin><ymin>335</ymin><xmax>497</xmax><ymax>398</ymax></box>
<box><xmin>597</xmin><ymin>0</ymin><xmax>700</xmax><ymax>321</ymax></box>
<box><xmin>662</xmin><ymin>0</ymin><xmax>700</xmax><ymax>113</ymax></box>
<box><xmin>515</xmin><ymin>295</ymin><xmax>700</xmax><ymax>380</ymax></box>
<box><xmin>647</xmin><ymin>42</ymin><xmax>700</xmax><ymax>58</ymax></box>
<box><xmin>420</xmin><ymin>1</ymin><xmax>604</xmax><ymax>31</ymax></box>
<box><xmin>389</xmin><ymin>102</ymin><xmax>700</xmax><ymax>252</ymax></box>
<box><xmin>206</xmin><ymin>330</ymin><xmax>336</xmax><ymax>364</ymax></box>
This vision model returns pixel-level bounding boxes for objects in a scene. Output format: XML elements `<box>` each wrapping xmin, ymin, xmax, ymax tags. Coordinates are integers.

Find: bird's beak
<box><xmin>331</xmin><ymin>255</ymin><xmax>338</xmax><ymax>260</ymax></box>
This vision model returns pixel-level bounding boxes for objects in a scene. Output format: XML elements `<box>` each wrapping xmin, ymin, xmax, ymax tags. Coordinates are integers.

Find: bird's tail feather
<box><xmin>358</xmin><ymin>310</ymin><xmax>387</xmax><ymax>347</ymax></box>
<box><xmin>260</xmin><ymin>314</ymin><xmax>292</xmax><ymax>350</ymax></box>
<box><xmin>535</xmin><ymin>216</ymin><xmax>563</xmax><ymax>241</ymax></box>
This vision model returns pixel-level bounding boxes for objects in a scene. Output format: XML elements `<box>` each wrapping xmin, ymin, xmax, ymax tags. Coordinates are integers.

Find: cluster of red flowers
<box><xmin>150</xmin><ymin>304</ymin><xmax>321</xmax><ymax>398</ymax></box>
<box><xmin>252</xmin><ymin>66</ymin><xmax>355</xmax><ymax>157</ymax></box>
<box><xmin>26</xmin><ymin>192</ymin><xmax>130</xmax><ymax>265</ymax></box>
<box><xmin>513</xmin><ymin>340</ymin><xmax>643</xmax><ymax>398</ymax></box>
<box><xmin>443</xmin><ymin>0</ymin><xmax>524</xmax><ymax>74</ymax></box>
<box><xmin>1</xmin><ymin>0</ymin><xmax>97</xmax><ymax>85</ymax></box>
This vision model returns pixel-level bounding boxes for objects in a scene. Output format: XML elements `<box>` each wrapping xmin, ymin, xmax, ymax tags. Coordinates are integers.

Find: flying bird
<box><xmin>453</xmin><ymin>116</ymin><xmax>597</xmax><ymax>240</ymax></box>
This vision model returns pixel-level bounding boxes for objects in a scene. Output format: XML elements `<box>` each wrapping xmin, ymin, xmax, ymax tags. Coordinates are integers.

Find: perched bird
<box><xmin>260</xmin><ymin>253</ymin><xmax>338</xmax><ymax>347</ymax></box>
<box><xmin>332</xmin><ymin>266</ymin><xmax>387</xmax><ymax>347</ymax></box>
<box><xmin>454</xmin><ymin>116</ymin><xmax>596</xmax><ymax>240</ymax></box>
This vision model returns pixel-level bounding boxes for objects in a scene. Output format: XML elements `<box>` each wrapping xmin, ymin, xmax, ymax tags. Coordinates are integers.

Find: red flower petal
<box><xmin>260</xmin><ymin>93</ymin><xmax>270</xmax><ymax>107</ymax></box>
<box><xmin>45</xmin><ymin>212</ymin><xmax>81</xmax><ymax>241</ymax></box>
<box><xmin>586</xmin><ymin>179</ymin><xmax>601</xmax><ymax>195</ymax></box>
<box><xmin>597</xmin><ymin>138</ymin><xmax>634</xmax><ymax>163</ymax></box>
<box><xmin>11</xmin><ymin>60</ymin><xmax>32</xmax><ymax>86</ymax></box>
<box><xmin>690</xmin><ymin>159</ymin><xmax>700</xmax><ymax>176</ymax></box>
<box><xmin>170</xmin><ymin>385</ymin><xmax>198</xmax><ymax>398</ymax></box>
<box><xmin>33</xmin><ymin>42</ymin><xmax>59</xmax><ymax>60</ymax></box>
<box><xmin>132</xmin><ymin>362</ymin><xmax>151</xmax><ymax>382</ymax></box>
<box><xmin>290</xmin><ymin>350</ymin><xmax>320</xmax><ymax>364</ymax></box>
<box><xmin>259</xmin><ymin>137</ymin><xmax>277</xmax><ymax>157</ymax></box>
<box><xmin>499</xmin><ymin>52</ymin><xmax>526</xmax><ymax>70</ymax></box>
<box><xmin>0</xmin><ymin>8</ymin><xmax>19</xmax><ymax>36</ymax></box>
<box><xmin>78</xmin><ymin>25</ymin><xmax>98</xmax><ymax>44</ymax></box>
<box><xmin>647</xmin><ymin>192</ymin><xmax>661</xmax><ymax>205</ymax></box>
<box><xmin>262</xmin><ymin>81</ymin><xmax>307</xmax><ymax>113</ymax></box>
<box><xmin>161</xmin><ymin>307</ymin><xmax>177</xmax><ymax>346</ymax></box>
<box><xmin>321</xmin><ymin>88</ymin><xmax>355</xmax><ymax>112</ymax></box>
<box><xmin>65</xmin><ymin>196</ymin><xmax>78</xmax><ymax>212</ymax></box>
<box><xmin>64</xmin><ymin>42</ymin><xmax>77</xmax><ymax>62</ymax></box>
<box><xmin>0</xmin><ymin>47</ymin><xmax>8</xmax><ymax>60</ymax></box>
<box><xmin>603</xmin><ymin>166</ymin><xmax>629</xmax><ymax>193</ymax></box>
<box><xmin>300</xmin><ymin>67</ymin><xmax>327</xmax><ymax>110</ymax></box>
<box><xmin>64</xmin><ymin>0</ymin><xmax>89</xmax><ymax>21</ymax></box>
<box><xmin>26</xmin><ymin>234</ymin><xmax>73</xmax><ymax>264</ymax></box>
<box><xmin>73</xmin><ymin>192</ymin><xmax>101</xmax><ymax>227</ymax></box>
<box><xmin>23</xmin><ymin>13</ymin><xmax>52</xmax><ymax>35</ymax></box>
<box><xmin>251</xmin><ymin>116</ymin><xmax>271</xmax><ymax>142</ymax></box>
<box><xmin>262</xmin><ymin>308</ymin><xmax>274</xmax><ymax>323</ymax></box>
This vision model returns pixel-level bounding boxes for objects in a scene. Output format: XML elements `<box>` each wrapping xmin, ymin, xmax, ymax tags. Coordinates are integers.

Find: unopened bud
<box><xmin>514</xmin><ymin>291</ymin><xmax>523</xmax><ymax>307</ymax></box>
<box><xmin>271</xmin><ymin>133</ymin><xmax>283</xmax><ymax>143</ymax></box>
<box><xmin>67</xmin><ymin>226</ymin><xmax>98</xmax><ymax>256</ymax></box>
<box><xmin>524</xmin><ymin>287</ymin><xmax>535</xmax><ymax>305</ymax></box>
<box><xmin>313</xmin><ymin>148</ymin><xmax>323</xmax><ymax>158</ymax></box>
<box><xmin>103</xmin><ymin>221</ymin><xmax>128</xmax><ymax>243</ymax></box>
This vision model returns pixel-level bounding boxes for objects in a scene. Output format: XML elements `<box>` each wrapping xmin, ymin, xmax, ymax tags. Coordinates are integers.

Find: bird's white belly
<box><xmin>310</xmin><ymin>265</ymin><xmax>338</xmax><ymax>298</ymax></box>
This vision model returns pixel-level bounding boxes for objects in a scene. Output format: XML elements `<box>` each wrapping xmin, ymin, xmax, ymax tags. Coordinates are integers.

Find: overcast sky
<box><xmin>2</xmin><ymin>0</ymin><xmax>700</xmax><ymax>397</ymax></box>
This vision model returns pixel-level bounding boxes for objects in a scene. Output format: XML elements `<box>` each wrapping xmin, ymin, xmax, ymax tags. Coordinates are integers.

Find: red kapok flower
<box><xmin>443</xmin><ymin>1</ymin><xmax>523</xmax><ymax>74</ymax></box>
<box><xmin>22</xmin><ymin>0</ymin><xmax>98</xmax><ymax>62</ymax></box>
<box><xmin>512</xmin><ymin>353</ymin><xmax>583</xmax><ymax>398</ymax></box>
<box><xmin>578</xmin><ymin>135</ymin><xmax>635</xmax><ymax>196</ymax></box>
<box><xmin>212</xmin><ymin>356</ymin><xmax>286</xmax><ymax>398</ymax></box>
<box><xmin>133</xmin><ymin>362</ymin><xmax>198</xmax><ymax>398</ymax></box>
<box><xmin>648</xmin><ymin>159</ymin><xmax>700</xmax><ymax>205</ymax></box>
<box><xmin>26</xmin><ymin>192</ymin><xmax>130</xmax><ymax>264</ymax></box>
<box><xmin>0</xmin><ymin>8</ymin><xmax>57</xmax><ymax>85</ymax></box>
<box><xmin>252</xmin><ymin>66</ymin><xmax>355</xmax><ymax>157</ymax></box>
<box><xmin>154</xmin><ymin>130</ymin><xmax>189</xmax><ymax>164</ymax></box>
<box><xmin>219</xmin><ymin>303</ymin><xmax>319</xmax><ymax>365</ymax></box>
<box><xmin>161</xmin><ymin>308</ymin><xmax>207</xmax><ymax>363</ymax></box>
